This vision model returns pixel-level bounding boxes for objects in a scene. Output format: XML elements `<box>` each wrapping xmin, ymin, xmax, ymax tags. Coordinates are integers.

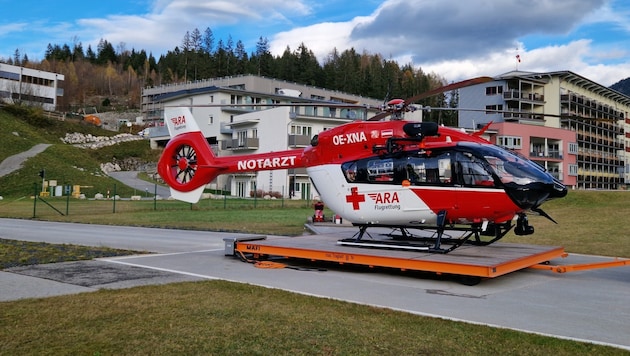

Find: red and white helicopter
<box><xmin>157</xmin><ymin>78</ymin><xmax>568</xmax><ymax>253</ymax></box>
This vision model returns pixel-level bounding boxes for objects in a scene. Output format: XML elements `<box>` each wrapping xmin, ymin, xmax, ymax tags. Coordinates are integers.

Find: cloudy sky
<box><xmin>1</xmin><ymin>0</ymin><xmax>629</xmax><ymax>86</ymax></box>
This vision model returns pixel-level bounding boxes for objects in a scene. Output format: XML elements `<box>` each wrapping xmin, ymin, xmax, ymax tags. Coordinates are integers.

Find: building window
<box><xmin>497</xmin><ymin>135</ymin><xmax>522</xmax><ymax>149</ymax></box>
<box><xmin>568</xmin><ymin>142</ymin><xmax>578</xmax><ymax>155</ymax></box>
<box><xmin>208</xmin><ymin>115</ymin><xmax>213</xmax><ymax>125</ymax></box>
<box><xmin>290</xmin><ymin>124</ymin><xmax>312</xmax><ymax>137</ymax></box>
<box><xmin>568</xmin><ymin>164</ymin><xmax>578</xmax><ymax>176</ymax></box>
<box><xmin>485</xmin><ymin>86</ymin><xmax>503</xmax><ymax>95</ymax></box>
<box><xmin>485</xmin><ymin>104</ymin><xmax>503</xmax><ymax>114</ymax></box>
<box><xmin>230</xmin><ymin>95</ymin><xmax>242</xmax><ymax>105</ymax></box>
<box><xmin>237</xmin><ymin>130</ymin><xmax>248</xmax><ymax>146</ymax></box>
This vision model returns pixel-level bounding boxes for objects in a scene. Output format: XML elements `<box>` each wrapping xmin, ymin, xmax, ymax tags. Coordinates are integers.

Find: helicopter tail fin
<box><xmin>473</xmin><ymin>121</ymin><xmax>493</xmax><ymax>137</ymax></box>
<box><xmin>163</xmin><ymin>107</ymin><xmax>201</xmax><ymax>137</ymax></box>
<box><xmin>157</xmin><ymin>107</ymin><xmax>225</xmax><ymax>203</ymax></box>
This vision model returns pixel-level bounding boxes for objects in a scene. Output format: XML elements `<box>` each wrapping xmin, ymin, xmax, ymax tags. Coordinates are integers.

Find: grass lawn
<box><xmin>1</xmin><ymin>189</ymin><xmax>628</xmax><ymax>256</ymax></box>
<box><xmin>0</xmin><ymin>190</ymin><xmax>629</xmax><ymax>354</ymax></box>
<box><xmin>0</xmin><ymin>280</ymin><xmax>624</xmax><ymax>355</ymax></box>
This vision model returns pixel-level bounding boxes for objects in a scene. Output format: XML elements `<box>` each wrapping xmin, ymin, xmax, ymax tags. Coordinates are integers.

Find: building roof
<box><xmin>497</xmin><ymin>70</ymin><xmax>630</xmax><ymax>107</ymax></box>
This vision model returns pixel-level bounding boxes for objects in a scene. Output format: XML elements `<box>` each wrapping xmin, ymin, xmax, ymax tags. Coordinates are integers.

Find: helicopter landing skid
<box><xmin>343</xmin><ymin>215</ymin><xmax>514</xmax><ymax>254</ymax></box>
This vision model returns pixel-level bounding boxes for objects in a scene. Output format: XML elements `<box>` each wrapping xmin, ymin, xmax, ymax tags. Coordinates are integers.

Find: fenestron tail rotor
<box><xmin>157</xmin><ymin>129</ymin><xmax>221</xmax><ymax>194</ymax></box>
<box><xmin>172</xmin><ymin>144</ymin><xmax>198</xmax><ymax>184</ymax></box>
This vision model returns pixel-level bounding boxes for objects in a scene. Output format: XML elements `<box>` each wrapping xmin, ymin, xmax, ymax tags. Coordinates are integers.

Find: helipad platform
<box><xmin>225</xmin><ymin>233</ymin><xmax>568</xmax><ymax>283</ymax></box>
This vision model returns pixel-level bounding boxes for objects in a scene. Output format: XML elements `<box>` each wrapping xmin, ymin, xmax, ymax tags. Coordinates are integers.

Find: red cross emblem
<box><xmin>345</xmin><ymin>187</ymin><xmax>365</xmax><ymax>210</ymax></box>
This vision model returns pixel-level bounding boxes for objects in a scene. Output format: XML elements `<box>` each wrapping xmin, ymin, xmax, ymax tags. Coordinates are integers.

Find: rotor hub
<box><xmin>177</xmin><ymin>157</ymin><xmax>189</xmax><ymax>171</ymax></box>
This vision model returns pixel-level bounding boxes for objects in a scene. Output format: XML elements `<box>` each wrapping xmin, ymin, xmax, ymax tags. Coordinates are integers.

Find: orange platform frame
<box><xmin>226</xmin><ymin>233</ymin><xmax>629</xmax><ymax>284</ymax></box>
<box><xmin>227</xmin><ymin>234</ymin><xmax>571</xmax><ymax>279</ymax></box>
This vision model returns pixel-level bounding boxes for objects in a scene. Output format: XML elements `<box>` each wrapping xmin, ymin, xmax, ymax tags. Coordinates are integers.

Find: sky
<box><xmin>1</xmin><ymin>0</ymin><xmax>630</xmax><ymax>87</ymax></box>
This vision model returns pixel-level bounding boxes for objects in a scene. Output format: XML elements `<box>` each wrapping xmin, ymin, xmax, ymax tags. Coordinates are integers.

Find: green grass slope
<box><xmin>0</xmin><ymin>105</ymin><xmax>160</xmax><ymax>198</ymax></box>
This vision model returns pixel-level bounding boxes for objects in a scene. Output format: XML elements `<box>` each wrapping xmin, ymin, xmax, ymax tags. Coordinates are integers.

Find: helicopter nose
<box><xmin>549</xmin><ymin>178</ymin><xmax>568</xmax><ymax>199</ymax></box>
<box><xmin>504</xmin><ymin>177</ymin><xmax>567</xmax><ymax>210</ymax></box>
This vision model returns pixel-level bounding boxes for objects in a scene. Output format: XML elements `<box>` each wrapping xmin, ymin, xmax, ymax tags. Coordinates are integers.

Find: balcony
<box><xmin>221</xmin><ymin>138</ymin><xmax>259</xmax><ymax>150</ymax></box>
<box><xmin>530</xmin><ymin>151</ymin><xmax>563</xmax><ymax>160</ymax></box>
<box><xmin>147</xmin><ymin>125</ymin><xmax>169</xmax><ymax>138</ymax></box>
<box><xmin>502</xmin><ymin>109</ymin><xmax>545</xmax><ymax>122</ymax></box>
<box><xmin>288</xmin><ymin>134</ymin><xmax>311</xmax><ymax>147</ymax></box>
<box><xmin>220</xmin><ymin>122</ymin><xmax>233</xmax><ymax>134</ymax></box>
<box><xmin>288</xmin><ymin>168</ymin><xmax>308</xmax><ymax>175</ymax></box>
<box><xmin>503</xmin><ymin>91</ymin><xmax>544</xmax><ymax>103</ymax></box>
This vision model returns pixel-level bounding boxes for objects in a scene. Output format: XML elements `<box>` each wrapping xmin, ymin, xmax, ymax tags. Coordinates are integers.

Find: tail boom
<box><xmin>158</xmin><ymin>106</ymin><xmax>305</xmax><ymax>203</ymax></box>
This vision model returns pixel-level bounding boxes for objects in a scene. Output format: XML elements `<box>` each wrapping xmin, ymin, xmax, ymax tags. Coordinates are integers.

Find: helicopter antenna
<box><xmin>384</xmin><ymin>81</ymin><xmax>392</xmax><ymax>104</ymax></box>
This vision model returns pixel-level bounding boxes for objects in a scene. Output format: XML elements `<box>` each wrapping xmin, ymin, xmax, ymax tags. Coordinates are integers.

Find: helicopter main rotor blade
<box><xmin>164</xmin><ymin>102</ymin><xmax>370</xmax><ymax>109</ymax></box>
<box><xmin>368</xmin><ymin>76</ymin><xmax>494</xmax><ymax>121</ymax></box>
<box><xmin>404</xmin><ymin>76</ymin><xmax>494</xmax><ymax>105</ymax></box>
<box><xmin>411</xmin><ymin>106</ymin><xmax>621</xmax><ymax>122</ymax></box>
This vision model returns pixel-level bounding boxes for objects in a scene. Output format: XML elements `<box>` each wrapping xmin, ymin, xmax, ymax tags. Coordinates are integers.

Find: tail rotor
<box><xmin>173</xmin><ymin>144</ymin><xmax>198</xmax><ymax>184</ymax></box>
<box><xmin>158</xmin><ymin>107</ymin><xmax>223</xmax><ymax>203</ymax></box>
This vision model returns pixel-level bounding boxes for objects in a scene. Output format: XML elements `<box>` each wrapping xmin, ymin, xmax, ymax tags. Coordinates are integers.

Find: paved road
<box><xmin>0</xmin><ymin>144</ymin><xmax>51</xmax><ymax>177</ymax></box>
<box><xmin>1</xmin><ymin>218</ymin><xmax>629</xmax><ymax>351</ymax></box>
<box><xmin>108</xmin><ymin>171</ymin><xmax>171</xmax><ymax>198</ymax></box>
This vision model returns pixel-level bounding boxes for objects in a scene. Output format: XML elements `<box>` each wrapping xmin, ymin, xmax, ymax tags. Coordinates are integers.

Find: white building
<box><xmin>0</xmin><ymin>63</ymin><xmax>64</xmax><ymax>111</ymax></box>
<box><xmin>145</xmin><ymin>75</ymin><xmax>385</xmax><ymax>199</ymax></box>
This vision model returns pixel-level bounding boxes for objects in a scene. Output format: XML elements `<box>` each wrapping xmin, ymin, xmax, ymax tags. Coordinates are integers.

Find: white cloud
<box><xmin>269</xmin><ymin>18</ymin><xmax>367</xmax><ymax>60</ymax></box>
<box><xmin>269</xmin><ymin>0</ymin><xmax>630</xmax><ymax>86</ymax></box>
<box><xmin>3</xmin><ymin>0</ymin><xmax>630</xmax><ymax>87</ymax></box>
<box><xmin>348</xmin><ymin>0</ymin><xmax>606</xmax><ymax>63</ymax></box>
<box><xmin>77</xmin><ymin>0</ymin><xmax>313</xmax><ymax>55</ymax></box>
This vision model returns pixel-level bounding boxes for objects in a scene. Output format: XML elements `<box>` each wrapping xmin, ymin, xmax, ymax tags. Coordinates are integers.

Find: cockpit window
<box><xmin>475</xmin><ymin>144</ymin><xmax>548</xmax><ymax>186</ymax></box>
<box><xmin>340</xmin><ymin>142</ymin><xmax>552</xmax><ymax>189</ymax></box>
<box><xmin>451</xmin><ymin>142</ymin><xmax>555</xmax><ymax>188</ymax></box>
<box><xmin>453</xmin><ymin>152</ymin><xmax>496</xmax><ymax>187</ymax></box>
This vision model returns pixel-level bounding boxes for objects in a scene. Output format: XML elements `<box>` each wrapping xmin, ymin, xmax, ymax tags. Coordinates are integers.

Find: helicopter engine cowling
<box><xmin>403</xmin><ymin>122</ymin><xmax>439</xmax><ymax>137</ymax></box>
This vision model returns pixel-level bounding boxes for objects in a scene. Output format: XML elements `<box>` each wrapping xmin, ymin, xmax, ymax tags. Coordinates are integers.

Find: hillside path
<box><xmin>0</xmin><ymin>144</ymin><xmax>51</xmax><ymax>177</ymax></box>
<box><xmin>108</xmin><ymin>171</ymin><xmax>171</xmax><ymax>198</ymax></box>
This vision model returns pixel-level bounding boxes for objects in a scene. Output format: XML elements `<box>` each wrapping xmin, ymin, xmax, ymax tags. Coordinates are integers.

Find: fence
<box><xmin>25</xmin><ymin>182</ymin><xmax>315</xmax><ymax>219</ymax></box>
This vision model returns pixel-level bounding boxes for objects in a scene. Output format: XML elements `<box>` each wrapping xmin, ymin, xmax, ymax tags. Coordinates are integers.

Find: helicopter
<box><xmin>157</xmin><ymin>78</ymin><xmax>568</xmax><ymax>253</ymax></box>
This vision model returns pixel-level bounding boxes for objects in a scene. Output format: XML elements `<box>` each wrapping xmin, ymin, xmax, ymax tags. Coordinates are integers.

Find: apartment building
<box><xmin>0</xmin><ymin>63</ymin><xmax>64</xmax><ymax>111</ymax></box>
<box><xmin>142</xmin><ymin>75</ymin><xmax>383</xmax><ymax>199</ymax></box>
<box><xmin>459</xmin><ymin>71</ymin><xmax>629</xmax><ymax>189</ymax></box>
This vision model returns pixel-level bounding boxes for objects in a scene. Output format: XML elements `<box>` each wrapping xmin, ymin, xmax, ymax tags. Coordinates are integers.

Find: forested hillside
<box><xmin>610</xmin><ymin>77</ymin><xmax>630</xmax><ymax>96</ymax></box>
<box><xmin>4</xmin><ymin>27</ymin><xmax>460</xmax><ymax>124</ymax></box>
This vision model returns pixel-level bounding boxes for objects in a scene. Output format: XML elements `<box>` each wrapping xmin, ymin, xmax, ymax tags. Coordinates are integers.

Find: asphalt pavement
<box><xmin>0</xmin><ymin>144</ymin><xmax>51</xmax><ymax>177</ymax></box>
<box><xmin>1</xmin><ymin>218</ymin><xmax>629</xmax><ymax>351</ymax></box>
<box><xmin>108</xmin><ymin>171</ymin><xmax>171</xmax><ymax>198</ymax></box>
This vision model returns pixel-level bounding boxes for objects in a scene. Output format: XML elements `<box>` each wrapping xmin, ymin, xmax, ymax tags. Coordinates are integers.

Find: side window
<box><xmin>341</xmin><ymin>152</ymin><xmax>454</xmax><ymax>185</ymax></box>
<box><xmin>367</xmin><ymin>159</ymin><xmax>394</xmax><ymax>182</ymax></box>
<box><xmin>454</xmin><ymin>152</ymin><xmax>495</xmax><ymax>187</ymax></box>
<box><xmin>400</xmin><ymin>152</ymin><xmax>453</xmax><ymax>185</ymax></box>
<box><xmin>343</xmin><ymin>162</ymin><xmax>358</xmax><ymax>182</ymax></box>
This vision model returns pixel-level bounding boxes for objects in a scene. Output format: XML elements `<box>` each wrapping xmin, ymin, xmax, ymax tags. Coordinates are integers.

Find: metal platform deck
<box><xmin>228</xmin><ymin>233</ymin><xmax>567</xmax><ymax>280</ymax></box>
